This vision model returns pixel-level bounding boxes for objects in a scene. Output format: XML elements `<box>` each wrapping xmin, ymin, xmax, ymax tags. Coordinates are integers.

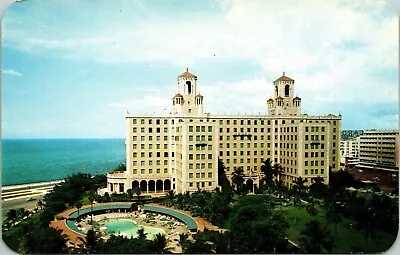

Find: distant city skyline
<box><xmin>2</xmin><ymin>0</ymin><xmax>398</xmax><ymax>138</ymax></box>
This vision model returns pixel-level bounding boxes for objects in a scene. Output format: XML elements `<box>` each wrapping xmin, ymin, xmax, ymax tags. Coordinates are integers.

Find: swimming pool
<box><xmin>102</xmin><ymin>219</ymin><xmax>165</xmax><ymax>240</ymax></box>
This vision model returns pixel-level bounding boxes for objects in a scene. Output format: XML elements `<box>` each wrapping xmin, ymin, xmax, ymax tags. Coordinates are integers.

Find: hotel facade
<box><xmin>107</xmin><ymin>69</ymin><xmax>341</xmax><ymax>194</ymax></box>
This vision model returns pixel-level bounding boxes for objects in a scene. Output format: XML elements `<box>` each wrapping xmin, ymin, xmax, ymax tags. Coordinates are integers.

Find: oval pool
<box><xmin>101</xmin><ymin>219</ymin><xmax>165</xmax><ymax>240</ymax></box>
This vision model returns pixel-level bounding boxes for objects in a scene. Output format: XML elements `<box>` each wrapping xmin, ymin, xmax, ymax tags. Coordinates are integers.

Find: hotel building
<box><xmin>357</xmin><ymin>130</ymin><xmax>399</xmax><ymax>172</ymax></box>
<box><xmin>107</xmin><ymin>68</ymin><xmax>341</xmax><ymax>194</ymax></box>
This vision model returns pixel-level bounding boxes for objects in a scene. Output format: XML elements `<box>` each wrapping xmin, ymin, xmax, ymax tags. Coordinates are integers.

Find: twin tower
<box><xmin>171</xmin><ymin>68</ymin><xmax>301</xmax><ymax>117</ymax></box>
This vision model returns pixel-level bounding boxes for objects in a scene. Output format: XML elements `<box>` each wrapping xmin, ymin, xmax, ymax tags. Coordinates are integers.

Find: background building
<box><xmin>107</xmin><ymin>69</ymin><xmax>342</xmax><ymax>194</ymax></box>
<box><xmin>357</xmin><ymin>130</ymin><xmax>399</xmax><ymax>172</ymax></box>
<box><xmin>340</xmin><ymin>137</ymin><xmax>361</xmax><ymax>167</ymax></box>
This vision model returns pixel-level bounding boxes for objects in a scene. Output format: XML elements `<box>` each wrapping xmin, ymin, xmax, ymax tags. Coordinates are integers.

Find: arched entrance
<box><xmin>164</xmin><ymin>179</ymin><xmax>171</xmax><ymax>191</ymax></box>
<box><xmin>148</xmin><ymin>180</ymin><xmax>155</xmax><ymax>192</ymax></box>
<box><xmin>245</xmin><ymin>179</ymin><xmax>254</xmax><ymax>193</ymax></box>
<box><xmin>140</xmin><ymin>180</ymin><xmax>147</xmax><ymax>192</ymax></box>
<box><xmin>156</xmin><ymin>180</ymin><xmax>163</xmax><ymax>192</ymax></box>
<box><xmin>132</xmin><ymin>181</ymin><xmax>139</xmax><ymax>190</ymax></box>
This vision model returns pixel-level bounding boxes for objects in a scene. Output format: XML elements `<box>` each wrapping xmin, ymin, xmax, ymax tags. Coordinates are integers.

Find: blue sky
<box><xmin>1</xmin><ymin>0</ymin><xmax>398</xmax><ymax>138</ymax></box>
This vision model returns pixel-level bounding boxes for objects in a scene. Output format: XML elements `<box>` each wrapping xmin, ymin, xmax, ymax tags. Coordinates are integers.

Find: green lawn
<box><xmin>281</xmin><ymin>204</ymin><xmax>396</xmax><ymax>253</ymax></box>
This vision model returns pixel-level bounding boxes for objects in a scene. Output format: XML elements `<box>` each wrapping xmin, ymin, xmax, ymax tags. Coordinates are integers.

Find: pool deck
<box><xmin>50</xmin><ymin>202</ymin><xmax>225</xmax><ymax>248</ymax></box>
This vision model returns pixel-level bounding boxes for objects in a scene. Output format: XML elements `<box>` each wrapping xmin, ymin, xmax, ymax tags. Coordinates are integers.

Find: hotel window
<box><xmin>189</xmin><ymin>173</ymin><xmax>193</xmax><ymax>178</ymax></box>
<box><xmin>133</xmin><ymin>127</ymin><xmax>137</xmax><ymax>133</ymax></box>
<box><xmin>189</xmin><ymin>154</ymin><xmax>194</xmax><ymax>160</ymax></box>
<box><xmin>141</xmin><ymin>152</ymin><xmax>145</xmax><ymax>157</ymax></box>
<box><xmin>321</xmin><ymin>169</ymin><xmax>324</xmax><ymax>174</ymax></box>
<box><xmin>196</xmin><ymin>173</ymin><xmax>200</xmax><ymax>178</ymax></box>
<box><xmin>240</xmin><ymin>159</ymin><xmax>244</xmax><ymax>163</ymax></box>
<box><xmin>189</xmin><ymin>164</ymin><xmax>193</xmax><ymax>169</ymax></box>
<box><xmin>164</xmin><ymin>168</ymin><xmax>167</xmax><ymax>173</ymax></box>
<box><xmin>141</xmin><ymin>119</ymin><xmax>145</xmax><ymax>124</ymax></box>
<box><xmin>133</xmin><ymin>169</ymin><xmax>137</xmax><ymax>174</ymax></box>
<box><xmin>196</xmin><ymin>126</ymin><xmax>200</xmax><ymax>132</ymax></box>
<box><xmin>133</xmin><ymin>119</ymin><xmax>137</xmax><ymax>124</ymax></box>
<box><xmin>201</xmin><ymin>163</ymin><xmax>206</xmax><ymax>169</ymax></box>
<box><xmin>321</xmin><ymin>160</ymin><xmax>324</xmax><ymax>166</ymax></box>
<box><xmin>305</xmin><ymin>161</ymin><xmax>308</xmax><ymax>166</ymax></box>
<box><xmin>133</xmin><ymin>152</ymin><xmax>137</xmax><ymax>158</ymax></box>
<box><xmin>133</xmin><ymin>144</ymin><xmax>137</xmax><ymax>149</ymax></box>
<box><xmin>141</xmin><ymin>144</ymin><xmax>145</xmax><ymax>149</ymax></box>
<box><xmin>189</xmin><ymin>126</ymin><xmax>193</xmax><ymax>132</ymax></box>
<box><xmin>321</xmin><ymin>135</ymin><xmax>325</xmax><ymax>140</ymax></box>
<box><xmin>157</xmin><ymin>160</ymin><xmax>160</xmax><ymax>165</ymax></box>
<box><xmin>189</xmin><ymin>145</ymin><xmax>193</xmax><ymax>150</ymax></box>
<box><xmin>141</xmin><ymin>169</ymin><xmax>145</xmax><ymax>174</ymax></box>
<box><xmin>133</xmin><ymin>136</ymin><xmax>137</xmax><ymax>141</ymax></box>
<box><xmin>149</xmin><ymin>144</ymin><xmax>153</xmax><ymax>149</ymax></box>
<box><xmin>164</xmin><ymin>119</ymin><xmax>168</xmax><ymax>124</ymax></box>
<box><xmin>189</xmin><ymin>136</ymin><xmax>193</xmax><ymax>141</ymax></box>
<box><xmin>201</xmin><ymin>126</ymin><xmax>206</xmax><ymax>132</ymax></box>
<box><xmin>311</xmin><ymin>169</ymin><xmax>314</xmax><ymax>174</ymax></box>
<box><xmin>133</xmin><ymin>161</ymin><xmax>138</xmax><ymax>166</ymax></box>
<box><xmin>141</xmin><ymin>161</ymin><xmax>145</xmax><ymax>166</ymax></box>
<box><xmin>208</xmin><ymin>154</ymin><xmax>212</xmax><ymax>159</ymax></box>
<box><xmin>305</xmin><ymin>170</ymin><xmax>308</xmax><ymax>175</ymax></box>
<box><xmin>305</xmin><ymin>152</ymin><xmax>309</xmax><ymax>158</ymax></box>
<box><xmin>208</xmin><ymin>126</ymin><xmax>212</xmax><ymax>132</ymax></box>
<box><xmin>149</xmin><ymin>160</ymin><xmax>153</xmax><ymax>166</ymax></box>
<box><xmin>189</xmin><ymin>182</ymin><xmax>193</xmax><ymax>187</ymax></box>
<box><xmin>305</xmin><ymin>135</ymin><xmax>309</xmax><ymax>141</ymax></box>
<box><xmin>164</xmin><ymin>160</ymin><xmax>168</xmax><ymax>165</ymax></box>
<box><xmin>208</xmin><ymin>145</ymin><xmax>212</xmax><ymax>150</ymax></box>
<box><xmin>149</xmin><ymin>136</ymin><xmax>153</xmax><ymax>141</ymax></box>
<box><xmin>196</xmin><ymin>163</ymin><xmax>200</xmax><ymax>169</ymax></box>
<box><xmin>164</xmin><ymin>144</ymin><xmax>167</xmax><ymax>149</ymax></box>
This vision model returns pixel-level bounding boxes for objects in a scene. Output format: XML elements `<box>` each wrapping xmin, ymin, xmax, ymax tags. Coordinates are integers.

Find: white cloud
<box><xmin>2</xmin><ymin>69</ymin><xmax>22</xmax><ymax>77</ymax></box>
<box><xmin>3</xmin><ymin>0</ymin><xmax>398</xmax><ymax>129</ymax></box>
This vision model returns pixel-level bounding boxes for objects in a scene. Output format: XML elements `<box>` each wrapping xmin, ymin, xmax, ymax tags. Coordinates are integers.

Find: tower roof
<box><xmin>274</xmin><ymin>72</ymin><xmax>294</xmax><ymax>83</ymax></box>
<box><xmin>267</xmin><ymin>98</ymin><xmax>274</xmax><ymax>102</ymax></box>
<box><xmin>178</xmin><ymin>68</ymin><xmax>197</xmax><ymax>79</ymax></box>
<box><xmin>294</xmin><ymin>96</ymin><xmax>301</xmax><ymax>100</ymax></box>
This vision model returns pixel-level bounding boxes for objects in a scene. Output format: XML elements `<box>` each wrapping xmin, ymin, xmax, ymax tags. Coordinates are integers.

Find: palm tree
<box><xmin>178</xmin><ymin>233</ymin><xmax>189</xmax><ymax>251</ymax></box>
<box><xmin>134</xmin><ymin>187</ymin><xmax>142</xmax><ymax>202</ymax></box>
<box><xmin>261</xmin><ymin>158</ymin><xmax>274</xmax><ymax>188</ymax></box>
<box><xmin>293</xmin><ymin>177</ymin><xmax>306</xmax><ymax>194</ymax></box>
<box><xmin>325</xmin><ymin>203</ymin><xmax>342</xmax><ymax>240</ymax></box>
<box><xmin>88</xmin><ymin>192</ymin><xmax>95</xmax><ymax>224</ymax></box>
<box><xmin>75</xmin><ymin>202</ymin><xmax>82</xmax><ymax>217</ymax></box>
<box><xmin>183</xmin><ymin>236</ymin><xmax>214</xmax><ymax>254</ymax></box>
<box><xmin>151</xmin><ymin>233</ymin><xmax>172</xmax><ymax>253</ymax></box>
<box><xmin>300</xmin><ymin>219</ymin><xmax>334</xmax><ymax>253</ymax></box>
<box><xmin>137</xmin><ymin>227</ymin><xmax>147</xmax><ymax>240</ymax></box>
<box><xmin>231</xmin><ymin>167</ymin><xmax>245</xmax><ymax>193</ymax></box>
<box><xmin>130</xmin><ymin>202</ymin><xmax>138</xmax><ymax>212</ymax></box>
<box><xmin>36</xmin><ymin>200</ymin><xmax>44</xmax><ymax>210</ymax></box>
<box><xmin>166</xmin><ymin>190</ymin><xmax>175</xmax><ymax>206</ymax></box>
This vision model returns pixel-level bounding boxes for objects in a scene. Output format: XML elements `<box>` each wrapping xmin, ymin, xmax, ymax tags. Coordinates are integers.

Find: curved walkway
<box><xmin>50</xmin><ymin>202</ymin><xmax>223</xmax><ymax>247</ymax></box>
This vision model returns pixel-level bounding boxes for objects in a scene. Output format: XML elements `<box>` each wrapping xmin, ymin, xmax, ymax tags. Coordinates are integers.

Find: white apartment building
<box><xmin>340</xmin><ymin>137</ymin><xmax>360</xmax><ymax>167</ymax></box>
<box><xmin>107</xmin><ymin>69</ymin><xmax>341</xmax><ymax>194</ymax></box>
<box><xmin>357</xmin><ymin>130</ymin><xmax>399</xmax><ymax>172</ymax></box>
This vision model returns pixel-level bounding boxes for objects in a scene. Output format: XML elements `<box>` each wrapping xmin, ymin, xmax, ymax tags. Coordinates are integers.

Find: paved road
<box><xmin>1</xmin><ymin>194</ymin><xmax>45</xmax><ymax>222</ymax></box>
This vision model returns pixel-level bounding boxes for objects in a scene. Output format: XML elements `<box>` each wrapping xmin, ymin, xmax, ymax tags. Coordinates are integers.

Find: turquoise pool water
<box><xmin>102</xmin><ymin>219</ymin><xmax>165</xmax><ymax>239</ymax></box>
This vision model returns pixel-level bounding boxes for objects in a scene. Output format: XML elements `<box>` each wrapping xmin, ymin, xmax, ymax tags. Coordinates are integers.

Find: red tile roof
<box><xmin>179</xmin><ymin>68</ymin><xmax>197</xmax><ymax>79</ymax></box>
<box><xmin>274</xmin><ymin>72</ymin><xmax>294</xmax><ymax>83</ymax></box>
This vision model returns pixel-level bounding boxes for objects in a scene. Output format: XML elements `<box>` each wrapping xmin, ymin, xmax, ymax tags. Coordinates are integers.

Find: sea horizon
<box><xmin>1</xmin><ymin>138</ymin><xmax>126</xmax><ymax>186</ymax></box>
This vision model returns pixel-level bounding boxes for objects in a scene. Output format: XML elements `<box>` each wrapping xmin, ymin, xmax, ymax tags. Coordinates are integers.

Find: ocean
<box><xmin>1</xmin><ymin>139</ymin><xmax>126</xmax><ymax>186</ymax></box>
